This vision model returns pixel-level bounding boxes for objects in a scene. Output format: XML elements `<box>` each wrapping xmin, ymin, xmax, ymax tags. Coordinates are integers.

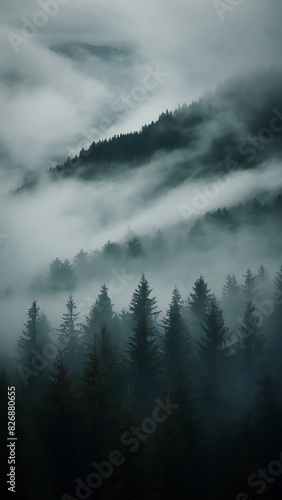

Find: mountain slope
<box><xmin>49</xmin><ymin>68</ymin><xmax>282</xmax><ymax>185</ymax></box>
<box><xmin>50</xmin><ymin>41</ymin><xmax>131</xmax><ymax>62</ymax></box>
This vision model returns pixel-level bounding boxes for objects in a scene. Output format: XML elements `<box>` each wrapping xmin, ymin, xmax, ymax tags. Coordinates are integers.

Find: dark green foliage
<box><xmin>188</xmin><ymin>275</ymin><xmax>211</xmax><ymax>319</ymax></box>
<box><xmin>47</xmin><ymin>257</ymin><xmax>77</xmax><ymax>291</ymax></box>
<box><xmin>5</xmin><ymin>265</ymin><xmax>282</xmax><ymax>499</ymax></box>
<box><xmin>222</xmin><ymin>274</ymin><xmax>241</xmax><ymax>300</ymax></box>
<box><xmin>162</xmin><ymin>287</ymin><xmax>189</xmax><ymax>378</ymax></box>
<box><xmin>126</xmin><ymin>236</ymin><xmax>144</xmax><ymax>258</ymax></box>
<box><xmin>82</xmin><ymin>284</ymin><xmax>114</xmax><ymax>347</ymax></box>
<box><xmin>127</xmin><ymin>274</ymin><xmax>160</xmax><ymax>410</ymax></box>
<box><xmin>237</xmin><ymin>302</ymin><xmax>264</xmax><ymax>369</ymax></box>
<box><xmin>241</xmin><ymin>268</ymin><xmax>258</xmax><ymax>303</ymax></box>
<box><xmin>57</xmin><ymin>296</ymin><xmax>82</xmax><ymax>376</ymax></box>
<box><xmin>103</xmin><ymin>240</ymin><xmax>122</xmax><ymax>257</ymax></box>
<box><xmin>17</xmin><ymin>300</ymin><xmax>39</xmax><ymax>366</ymax></box>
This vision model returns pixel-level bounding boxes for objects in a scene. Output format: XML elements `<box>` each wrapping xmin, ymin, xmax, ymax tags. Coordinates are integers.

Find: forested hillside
<box><xmin>1</xmin><ymin>264</ymin><xmax>282</xmax><ymax>499</ymax></box>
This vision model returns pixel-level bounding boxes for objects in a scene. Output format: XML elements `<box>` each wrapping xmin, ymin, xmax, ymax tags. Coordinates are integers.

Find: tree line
<box><xmin>1</xmin><ymin>265</ymin><xmax>282</xmax><ymax>499</ymax></box>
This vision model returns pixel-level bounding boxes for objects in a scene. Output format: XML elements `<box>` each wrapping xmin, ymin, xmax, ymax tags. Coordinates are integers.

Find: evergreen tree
<box><xmin>274</xmin><ymin>264</ymin><xmax>282</xmax><ymax>293</ymax></box>
<box><xmin>37</xmin><ymin>312</ymin><xmax>52</xmax><ymax>351</ymax></box>
<box><xmin>17</xmin><ymin>301</ymin><xmax>39</xmax><ymax>365</ymax></box>
<box><xmin>222</xmin><ymin>274</ymin><xmax>240</xmax><ymax>300</ymax></box>
<box><xmin>151</xmin><ymin>229</ymin><xmax>167</xmax><ymax>253</ymax></box>
<box><xmin>188</xmin><ymin>275</ymin><xmax>211</xmax><ymax>319</ymax></box>
<box><xmin>47</xmin><ymin>257</ymin><xmax>76</xmax><ymax>291</ymax></box>
<box><xmin>187</xmin><ymin>276</ymin><xmax>212</xmax><ymax>342</ymax></box>
<box><xmin>211</xmin><ymin>207</ymin><xmax>238</xmax><ymax>230</ymax></box>
<box><xmin>248</xmin><ymin>198</ymin><xmax>263</xmax><ymax>222</ymax></box>
<box><xmin>222</xmin><ymin>274</ymin><xmax>241</xmax><ymax>331</ymax></box>
<box><xmin>47</xmin><ymin>351</ymin><xmax>73</xmax><ymax>403</ymax></box>
<box><xmin>197</xmin><ymin>295</ymin><xmax>228</xmax><ymax>398</ymax></box>
<box><xmin>241</xmin><ymin>268</ymin><xmax>257</xmax><ymax>303</ymax></box>
<box><xmin>82</xmin><ymin>284</ymin><xmax>114</xmax><ymax>347</ymax></box>
<box><xmin>256</xmin><ymin>265</ymin><xmax>269</xmax><ymax>284</ymax></box>
<box><xmin>255</xmin><ymin>265</ymin><xmax>270</xmax><ymax>301</ymax></box>
<box><xmin>126</xmin><ymin>236</ymin><xmax>144</xmax><ymax>257</ymax></box>
<box><xmin>237</xmin><ymin>302</ymin><xmax>264</xmax><ymax>370</ymax></box>
<box><xmin>78</xmin><ymin>327</ymin><xmax>122</xmax><ymax>474</ymax></box>
<box><xmin>127</xmin><ymin>274</ymin><xmax>160</xmax><ymax>411</ymax></box>
<box><xmin>43</xmin><ymin>353</ymin><xmax>80</xmax><ymax>496</ymax></box>
<box><xmin>16</xmin><ymin>301</ymin><xmax>45</xmax><ymax>402</ymax></box>
<box><xmin>73</xmin><ymin>249</ymin><xmax>89</xmax><ymax>279</ymax></box>
<box><xmin>57</xmin><ymin>296</ymin><xmax>82</xmax><ymax>376</ymax></box>
<box><xmin>102</xmin><ymin>240</ymin><xmax>122</xmax><ymax>258</ymax></box>
<box><xmin>162</xmin><ymin>287</ymin><xmax>189</xmax><ymax>379</ymax></box>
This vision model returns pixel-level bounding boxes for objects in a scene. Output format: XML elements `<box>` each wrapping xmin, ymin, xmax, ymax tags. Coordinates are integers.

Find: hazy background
<box><xmin>0</xmin><ymin>0</ymin><xmax>282</xmax><ymax>355</ymax></box>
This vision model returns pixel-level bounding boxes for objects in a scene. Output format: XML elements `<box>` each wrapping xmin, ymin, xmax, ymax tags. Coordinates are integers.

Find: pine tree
<box><xmin>17</xmin><ymin>301</ymin><xmax>39</xmax><ymax>365</ymax></box>
<box><xmin>241</xmin><ymin>268</ymin><xmax>257</xmax><ymax>303</ymax></box>
<box><xmin>249</xmin><ymin>198</ymin><xmax>263</xmax><ymax>221</ymax></box>
<box><xmin>188</xmin><ymin>276</ymin><xmax>211</xmax><ymax>319</ymax></box>
<box><xmin>211</xmin><ymin>207</ymin><xmax>238</xmax><ymax>230</ymax></box>
<box><xmin>73</xmin><ymin>249</ymin><xmax>89</xmax><ymax>279</ymax></box>
<box><xmin>43</xmin><ymin>353</ymin><xmax>80</xmax><ymax>496</ymax></box>
<box><xmin>187</xmin><ymin>276</ymin><xmax>212</xmax><ymax>342</ymax></box>
<box><xmin>126</xmin><ymin>236</ymin><xmax>144</xmax><ymax>257</ymax></box>
<box><xmin>274</xmin><ymin>264</ymin><xmax>282</xmax><ymax>293</ymax></box>
<box><xmin>257</xmin><ymin>265</ymin><xmax>269</xmax><ymax>284</ymax></box>
<box><xmin>47</xmin><ymin>351</ymin><xmax>73</xmax><ymax>403</ymax></box>
<box><xmin>99</xmin><ymin>323</ymin><xmax>117</xmax><ymax>374</ymax></box>
<box><xmin>222</xmin><ymin>274</ymin><xmax>241</xmax><ymax>331</ymax></box>
<box><xmin>16</xmin><ymin>301</ymin><xmax>44</xmax><ymax>401</ymax></box>
<box><xmin>37</xmin><ymin>312</ymin><xmax>52</xmax><ymax>351</ymax></box>
<box><xmin>102</xmin><ymin>240</ymin><xmax>122</xmax><ymax>257</ymax></box>
<box><xmin>47</xmin><ymin>257</ymin><xmax>76</xmax><ymax>291</ymax></box>
<box><xmin>79</xmin><ymin>328</ymin><xmax>121</xmax><ymax>471</ymax></box>
<box><xmin>255</xmin><ymin>265</ymin><xmax>270</xmax><ymax>302</ymax></box>
<box><xmin>162</xmin><ymin>287</ymin><xmax>189</xmax><ymax>379</ymax></box>
<box><xmin>127</xmin><ymin>274</ymin><xmax>160</xmax><ymax>410</ymax></box>
<box><xmin>197</xmin><ymin>295</ymin><xmax>228</xmax><ymax>398</ymax></box>
<box><xmin>82</xmin><ymin>330</ymin><xmax>113</xmax><ymax>412</ymax></box>
<box><xmin>57</xmin><ymin>296</ymin><xmax>82</xmax><ymax>376</ymax></box>
<box><xmin>222</xmin><ymin>274</ymin><xmax>240</xmax><ymax>300</ymax></box>
<box><xmin>82</xmin><ymin>284</ymin><xmax>114</xmax><ymax>347</ymax></box>
<box><xmin>237</xmin><ymin>302</ymin><xmax>264</xmax><ymax>369</ymax></box>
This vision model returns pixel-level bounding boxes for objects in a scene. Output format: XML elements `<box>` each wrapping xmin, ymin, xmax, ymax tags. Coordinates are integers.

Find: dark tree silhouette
<box><xmin>197</xmin><ymin>295</ymin><xmax>228</xmax><ymax>398</ymax></box>
<box><xmin>127</xmin><ymin>274</ymin><xmax>160</xmax><ymax>411</ymax></box>
<box><xmin>237</xmin><ymin>302</ymin><xmax>264</xmax><ymax>370</ymax></box>
<box><xmin>57</xmin><ymin>296</ymin><xmax>82</xmax><ymax>376</ymax></box>
<box><xmin>162</xmin><ymin>287</ymin><xmax>189</xmax><ymax>377</ymax></box>
<box><xmin>82</xmin><ymin>284</ymin><xmax>114</xmax><ymax>348</ymax></box>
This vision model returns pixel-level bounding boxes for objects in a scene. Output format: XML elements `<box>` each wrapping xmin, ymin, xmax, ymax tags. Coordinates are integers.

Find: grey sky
<box><xmin>0</xmin><ymin>0</ymin><xmax>282</xmax><ymax>352</ymax></box>
<box><xmin>0</xmin><ymin>0</ymin><xmax>281</xmax><ymax>179</ymax></box>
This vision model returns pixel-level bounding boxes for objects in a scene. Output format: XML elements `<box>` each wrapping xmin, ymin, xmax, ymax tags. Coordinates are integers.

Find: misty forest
<box><xmin>1</xmin><ymin>1</ymin><xmax>282</xmax><ymax>499</ymax></box>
